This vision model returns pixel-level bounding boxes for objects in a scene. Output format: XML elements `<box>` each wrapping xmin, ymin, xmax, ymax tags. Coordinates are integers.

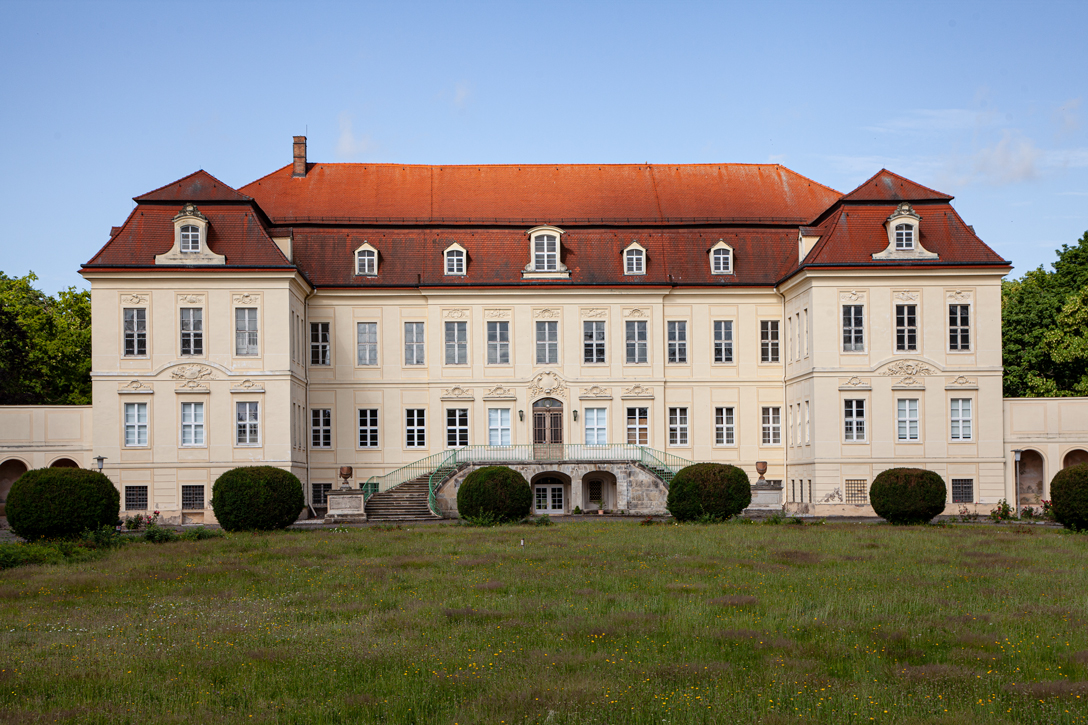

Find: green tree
<box><xmin>0</xmin><ymin>272</ymin><xmax>91</xmax><ymax>405</ymax></box>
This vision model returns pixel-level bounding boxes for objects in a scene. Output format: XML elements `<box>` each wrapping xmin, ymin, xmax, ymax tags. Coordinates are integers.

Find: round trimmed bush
<box><xmin>870</xmin><ymin>467</ymin><xmax>947</xmax><ymax>525</ymax></box>
<box><xmin>666</xmin><ymin>463</ymin><xmax>752</xmax><ymax>522</ymax></box>
<box><xmin>211</xmin><ymin>466</ymin><xmax>304</xmax><ymax>532</ymax></box>
<box><xmin>456</xmin><ymin>466</ymin><xmax>532</xmax><ymax>522</ymax></box>
<box><xmin>6</xmin><ymin>468</ymin><xmax>120</xmax><ymax>541</ymax></box>
<box><xmin>1049</xmin><ymin>462</ymin><xmax>1088</xmax><ymax>531</ymax></box>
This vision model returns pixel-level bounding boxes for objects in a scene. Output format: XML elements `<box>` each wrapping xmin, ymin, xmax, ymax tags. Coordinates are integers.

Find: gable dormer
<box><xmin>523</xmin><ymin>226</ymin><xmax>570</xmax><ymax>279</ymax></box>
<box><xmin>354</xmin><ymin>241</ymin><xmax>379</xmax><ymax>276</ymax></box>
<box><xmin>154</xmin><ymin>203</ymin><xmax>226</xmax><ymax>265</ymax></box>
<box><xmin>708</xmin><ymin>239</ymin><xmax>734</xmax><ymax>275</ymax></box>
<box><xmin>872</xmin><ymin>202</ymin><xmax>938</xmax><ymax>261</ymax></box>
<box><xmin>622</xmin><ymin>240</ymin><xmax>646</xmax><ymax>275</ymax></box>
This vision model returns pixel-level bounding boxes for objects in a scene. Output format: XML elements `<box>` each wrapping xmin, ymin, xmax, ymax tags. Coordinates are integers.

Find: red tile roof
<box><xmin>839</xmin><ymin>169</ymin><xmax>953</xmax><ymax>203</ymax></box>
<box><xmin>134</xmin><ymin>170</ymin><xmax>254</xmax><ymax>203</ymax></box>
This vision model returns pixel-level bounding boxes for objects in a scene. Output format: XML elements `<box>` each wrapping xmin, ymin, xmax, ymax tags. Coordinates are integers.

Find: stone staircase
<box><xmin>363</xmin><ymin>462</ymin><xmax>461</xmax><ymax>522</ymax></box>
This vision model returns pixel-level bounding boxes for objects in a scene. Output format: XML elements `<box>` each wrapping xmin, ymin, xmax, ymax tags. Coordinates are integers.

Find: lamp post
<box><xmin>1012</xmin><ymin>449</ymin><xmax>1023</xmax><ymax>517</ymax></box>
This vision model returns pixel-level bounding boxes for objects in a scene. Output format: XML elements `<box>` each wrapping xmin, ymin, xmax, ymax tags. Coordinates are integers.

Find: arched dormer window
<box><xmin>709</xmin><ymin>240</ymin><xmax>734</xmax><ymax>275</ymax></box>
<box><xmin>895</xmin><ymin>224</ymin><xmax>914</xmax><ymax>250</ymax></box>
<box><xmin>523</xmin><ymin>226</ymin><xmax>570</xmax><ymax>279</ymax></box>
<box><xmin>444</xmin><ymin>243</ymin><xmax>467</xmax><ymax>275</ymax></box>
<box><xmin>354</xmin><ymin>242</ymin><xmax>378</xmax><ymax>276</ymax></box>
<box><xmin>155</xmin><ymin>202</ymin><xmax>224</xmax><ymax>265</ymax></box>
<box><xmin>180</xmin><ymin>225</ymin><xmax>200</xmax><ymax>253</ymax></box>
<box><xmin>622</xmin><ymin>240</ymin><xmax>646</xmax><ymax>275</ymax></box>
<box><xmin>873</xmin><ymin>202</ymin><xmax>937</xmax><ymax>261</ymax></box>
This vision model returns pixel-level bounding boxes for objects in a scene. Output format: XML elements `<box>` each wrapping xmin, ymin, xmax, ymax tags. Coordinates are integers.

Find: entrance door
<box><xmin>534</xmin><ymin>477</ymin><xmax>565</xmax><ymax>515</ymax></box>
<box><xmin>532</xmin><ymin>398</ymin><xmax>563</xmax><ymax>460</ymax></box>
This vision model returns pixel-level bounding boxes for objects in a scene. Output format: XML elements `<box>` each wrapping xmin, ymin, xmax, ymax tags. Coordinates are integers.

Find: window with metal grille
<box><xmin>715</xmin><ymin>406</ymin><xmax>734</xmax><ymax>445</ymax></box>
<box><xmin>760</xmin><ymin>321</ymin><xmax>779</xmax><ymax>363</ymax></box>
<box><xmin>404</xmin><ymin>322</ymin><xmax>425</xmax><ymax>365</ymax></box>
<box><xmin>406</xmin><ymin>409</ymin><xmax>426</xmax><ymax>447</ymax></box>
<box><xmin>842</xmin><ymin>305</ymin><xmax>864</xmax><ymax>351</ymax></box>
<box><xmin>950</xmin><ymin>398</ymin><xmax>972</xmax><ymax>440</ymax></box>
<box><xmin>536</xmin><ymin>321</ymin><xmax>558</xmax><ymax>364</ymax></box>
<box><xmin>487</xmin><ymin>321</ymin><xmax>509</xmax><ymax>364</ymax></box>
<box><xmin>897</xmin><ymin>398</ymin><xmax>919</xmax><ymax>441</ymax></box>
<box><xmin>845</xmin><ymin>479</ymin><xmax>868</xmax><ymax>504</ymax></box>
<box><xmin>761</xmin><ymin>406</ymin><xmax>781</xmax><ymax>445</ymax></box>
<box><xmin>844</xmin><ymin>399</ymin><xmax>865</xmax><ymax>441</ymax></box>
<box><xmin>667</xmin><ymin>321</ymin><xmax>687</xmax><ymax>363</ymax></box>
<box><xmin>124</xmin><ymin>308</ymin><xmax>146</xmax><ymax>356</ymax></box>
<box><xmin>445</xmin><ymin>322</ymin><xmax>468</xmax><ymax>365</ymax></box>
<box><xmin>895</xmin><ymin>224</ymin><xmax>914</xmax><ymax>249</ymax></box>
<box><xmin>896</xmin><ymin>304</ymin><xmax>917</xmax><ymax>351</ymax></box>
<box><xmin>533</xmin><ymin>234</ymin><xmax>558</xmax><ymax>271</ymax></box>
<box><xmin>235</xmin><ymin>308</ymin><xmax>258</xmax><ymax>356</ymax></box>
<box><xmin>125</xmin><ymin>485</ymin><xmax>148</xmax><ymax>511</ymax></box>
<box><xmin>583</xmin><ymin>321</ymin><xmax>605</xmax><ymax>363</ymax></box>
<box><xmin>356</xmin><ymin>322</ymin><xmax>378</xmax><ymax>366</ymax></box>
<box><xmin>124</xmin><ymin>402</ymin><xmax>148</xmax><ymax>447</ymax></box>
<box><xmin>236</xmin><ymin>401</ymin><xmax>259</xmax><ymax>445</ymax></box>
<box><xmin>310</xmin><ymin>322</ymin><xmax>330</xmax><ymax>365</ymax></box>
<box><xmin>488</xmin><ymin>408</ymin><xmax>511</xmax><ymax>446</ymax></box>
<box><xmin>358</xmin><ymin>409</ymin><xmax>379</xmax><ymax>448</ymax></box>
<box><xmin>951</xmin><ymin>478</ymin><xmax>973</xmax><ymax>503</ymax></box>
<box><xmin>949</xmin><ymin>305</ymin><xmax>970</xmax><ymax>350</ymax></box>
<box><xmin>181</xmin><ymin>485</ymin><xmax>205</xmax><ymax>510</ymax></box>
<box><xmin>626</xmin><ymin>407</ymin><xmax>648</xmax><ymax>445</ymax></box>
<box><xmin>713</xmin><ymin>320</ymin><xmax>733</xmax><ymax>363</ymax></box>
<box><xmin>180</xmin><ymin>225</ymin><xmax>200</xmax><ymax>252</ymax></box>
<box><xmin>588</xmin><ymin>480</ymin><xmax>603</xmax><ymax>504</ymax></box>
<box><xmin>447</xmin><ymin>408</ymin><xmax>469</xmax><ymax>447</ymax></box>
<box><xmin>625</xmin><ymin>321</ymin><xmax>647</xmax><ymax>364</ymax></box>
<box><xmin>312</xmin><ymin>483</ymin><xmax>332</xmax><ymax>506</ymax></box>
<box><xmin>180</xmin><ymin>308</ymin><xmax>203</xmax><ymax>355</ymax></box>
<box><xmin>311</xmin><ymin>409</ymin><xmax>332</xmax><ymax>448</ymax></box>
<box><xmin>668</xmin><ymin>407</ymin><xmax>689</xmax><ymax>446</ymax></box>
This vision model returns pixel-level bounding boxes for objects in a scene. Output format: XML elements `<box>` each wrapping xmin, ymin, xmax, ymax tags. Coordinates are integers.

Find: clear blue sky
<box><xmin>2</xmin><ymin>0</ymin><xmax>1085</xmax><ymax>294</ymax></box>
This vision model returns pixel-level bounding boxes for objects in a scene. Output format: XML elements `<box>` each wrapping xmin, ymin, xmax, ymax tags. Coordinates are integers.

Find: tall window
<box><xmin>760</xmin><ymin>321</ymin><xmax>779</xmax><ymax>363</ymax></box>
<box><xmin>236</xmin><ymin>402</ymin><xmax>260</xmax><ymax>445</ymax></box>
<box><xmin>626</xmin><ymin>407</ymin><xmax>649</xmax><ymax>445</ymax></box>
<box><xmin>761</xmin><ymin>406</ymin><xmax>781</xmax><ymax>445</ymax></box>
<box><xmin>358</xmin><ymin>409</ymin><xmax>379</xmax><ymax>448</ymax></box>
<box><xmin>235</xmin><ymin>308</ymin><xmax>258</xmax><ymax>356</ymax></box>
<box><xmin>310</xmin><ymin>322</ymin><xmax>330</xmax><ymax>365</ymax></box>
<box><xmin>533</xmin><ymin>234</ymin><xmax>558</xmax><ymax>271</ymax></box>
<box><xmin>357</xmin><ymin>322</ymin><xmax>378</xmax><ymax>366</ymax></box>
<box><xmin>406</xmin><ymin>409</ymin><xmax>426</xmax><ymax>447</ymax></box>
<box><xmin>896</xmin><ymin>305</ymin><xmax>917</xmax><ymax>351</ymax></box>
<box><xmin>667</xmin><ymin>321</ymin><xmax>687</xmax><ymax>364</ymax></box>
<box><xmin>180</xmin><ymin>308</ymin><xmax>203</xmax><ymax>355</ymax></box>
<box><xmin>895</xmin><ymin>224</ymin><xmax>914</xmax><ymax>250</ymax></box>
<box><xmin>712</xmin><ymin>247</ymin><xmax>731</xmax><ymax>273</ymax></box>
<box><xmin>583</xmin><ymin>321</ymin><xmax>606</xmax><ymax>363</ymax></box>
<box><xmin>446</xmin><ymin>408</ymin><xmax>469</xmax><ymax>447</ymax></box>
<box><xmin>445</xmin><ymin>322</ymin><xmax>468</xmax><ymax>365</ymax></box>
<box><xmin>180</xmin><ymin>402</ymin><xmax>204</xmax><ymax>446</ymax></box>
<box><xmin>488</xmin><ymin>408</ymin><xmax>511</xmax><ymax>446</ymax></box>
<box><xmin>487</xmin><ymin>321</ymin><xmax>509</xmax><ymax>365</ymax></box>
<box><xmin>897</xmin><ymin>399</ymin><xmax>919</xmax><ymax>441</ymax></box>
<box><xmin>715</xmin><ymin>407</ymin><xmax>735</xmax><ymax>445</ymax></box>
<box><xmin>536</xmin><ymin>321</ymin><xmax>558</xmax><ymax>364</ymax></box>
<box><xmin>950</xmin><ymin>398</ymin><xmax>973</xmax><ymax>440</ymax></box>
<box><xmin>625</xmin><ymin>248</ymin><xmax>644</xmax><ymax>274</ymax></box>
<box><xmin>949</xmin><ymin>305</ymin><xmax>970</xmax><ymax>350</ymax></box>
<box><xmin>842</xmin><ymin>305</ymin><xmax>864</xmax><ymax>352</ymax></box>
<box><xmin>714</xmin><ymin>320</ymin><xmax>733</xmax><ymax>363</ymax></box>
<box><xmin>844</xmin><ymin>399</ymin><xmax>865</xmax><ymax>442</ymax></box>
<box><xmin>584</xmin><ymin>408</ymin><xmax>607</xmax><ymax>445</ymax></box>
<box><xmin>404</xmin><ymin>322</ymin><xmax>425</xmax><ymax>365</ymax></box>
<box><xmin>356</xmin><ymin>249</ymin><xmax>376</xmax><ymax>275</ymax></box>
<box><xmin>124</xmin><ymin>308</ymin><xmax>146</xmax><ymax>356</ymax></box>
<box><xmin>445</xmin><ymin>249</ymin><xmax>465</xmax><ymax>275</ymax></box>
<box><xmin>625</xmin><ymin>321</ymin><xmax>647</xmax><ymax>364</ymax></box>
<box><xmin>311</xmin><ymin>409</ymin><xmax>332</xmax><ymax>448</ymax></box>
<box><xmin>124</xmin><ymin>402</ymin><xmax>148</xmax><ymax>447</ymax></box>
<box><xmin>668</xmin><ymin>407</ymin><xmax>689</xmax><ymax>446</ymax></box>
<box><xmin>180</xmin><ymin>225</ymin><xmax>200</xmax><ymax>253</ymax></box>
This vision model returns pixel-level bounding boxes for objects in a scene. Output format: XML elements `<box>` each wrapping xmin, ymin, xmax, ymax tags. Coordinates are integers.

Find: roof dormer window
<box><xmin>354</xmin><ymin>242</ymin><xmax>378</xmax><ymax>276</ymax></box>
<box><xmin>522</xmin><ymin>226</ymin><xmax>570</xmax><ymax>279</ymax></box>
<box><xmin>895</xmin><ymin>224</ymin><xmax>914</xmax><ymax>250</ymax></box>
<box><xmin>622</xmin><ymin>241</ymin><xmax>646</xmax><ymax>275</ymax></box>
<box><xmin>709</xmin><ymin>240</ymin><xmax>734</xmax><ymax>275</ymax></box>
<box><xmin>873</xmin><ymin>202</ymin><xmax>937</xmax><ymax>261</ymax></box>
<box><xmin>180</xmin><ymin>225</ymin><xmax>200</xmax><ymax>253</ymax></box>
<box><xmin>444</xmin><ymin>243</ymin><xmax>467</xmax><ymax>275</ymax></box>
<box><xmin>155</xmin><ymin>202</ymin><xmax>224</xmax><ymax>266</ymax></box>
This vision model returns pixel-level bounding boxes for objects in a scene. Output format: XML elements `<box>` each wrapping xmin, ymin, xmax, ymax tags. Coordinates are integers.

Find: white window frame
<box><xmin>487</xmin><ymin>321</ymin><xmax>510</xmax><ymax>365</ymax></box>
<box><xmin>124</xmin><ymin>402</ymin><xmax>148</xmax><ymax>447</ymax></box>
<box><xmin>355</xmin><ymin>247</ymin><xmax>377</xmax><ymax>276</ymax></box>
<box><xmin>623</xmin><ymin>241</ymin><xmax>646</xmax><ymax>275</ymax></box>
<box><xmin>124</xmin><ymin>308</ymin><xmax>147</xmax><ymax>357</ymax></box>
<box><xmin>761</xmin><ymin>406</ymin><xmax>781</xmax><ymax>445</ymax></box>
<box><xmin>897</xmin><ymin>398</ymin><xmax>920</xmax><ymax>441</ymax></box>
<box><xmin>715</xmin><ymin>406</ymin><xmax>735</xmax><ymax>446</ymax></box>
<box><xmin>310</xmin><ymin>321</ymin><xmax>331</xmax><ymax>366</ymax></box>
<box><xmin>667</xmin><ymin>321</ymin><xmax>687</xmax><ymax>364</ymax></box>
<box><xmin>405</xmin><ymin>408</ymin><xmax>426</xmax><ymax>448</ymax></box>
<box><xmin>404</xmin><ymin>322</ymin><xmax>425</xmax><ymax>366</ymax></box>
<box><xmin>445</xmin><ymin>247</ymin><xmax>466</xmax><ymax>275</ymax></box>
<box><xmin>626</xmin><ymin>406</ymin><xmax>649</xmax><ymax>445</ymax></box>
<box><xmin>668</xmin><ymin>407</ymin><xmax>689</xmax><ymax>447</ymax></box>
<box><xmin>445</xmin><ymin>321</ymin><xmax>468</xmax><ymax>365</ymax></box>
<box><xmin>843</xmin><ymin>399</ymin><xmax>866</xmax><ymax>442</ymax></box>
<box><xmin>842</xmin><ymin>304</ymin><xmax>864</xmax><ymax>352</ymax></box>
<box><xmin>895</xmin><ymin>223</ymin><xmax>915</xmax><ymax>250</ymax></box>
<box><xmin>584</xmin><ymin>407</ymin><xmax>607</xmax><ymax>445</ymax></box>
<box><xmin>536</xmin><ymin>321</ymin><xmax>558</xmax><ymax>365</ymax></box>
<box><xmin>713</xmin><ymin>320</ymin><xmax>733</xmax><ymax>363</ymax></box>
<box><xmin>446</xmin><ymin>408</ymin><xmax>469</xmax><ymax>447</ymax></box>
<box><xmin>358</xmin><ymin>408</ymin><xmax>379</xmax><ymax>448</ymax></box>
<box><xmin>180</xmin><ymin>307</ymin><xmax>203</xmax><ymax>356</ymax></box>
<box><xmin>180</xmin><ymin>224</ymin><xmax>200</xmax><ymax>253</ymax></box>
<box><xmin>625</xmin><ymin>320</ymin><xmax>647</xmax><ymax>364</ymax></box>
<box><xmin>236</xmin><ymin>401</ymin><xmax>260</xmax><ymax>446</ymax></box>
<box><xmin>357</xmin><ymin>322</ymin><xmax>378</xmax><ymax>366</ymax></box>
<box><xmin>950</xmin><ymin>398</ymin><xmax>973</xmax><ymax>441</ymax></box>
<box><xmin>709</xmin><ymin>240</ymin><xmax>734</xmax><ymax>275</ymax></box>
<box><xmin>949</xmin><ymin>304</ymin><xmax>971</xmax><ymax>351</ymax></box>
<box><xmin>533</xmin><ymin>233</ymin><xmax>558</xmax><ymax>271</ymax></box>
<box><xmin>760</xmin><ymin>320</ymin><xmax>779</xmax><ymax>363</ymax></box>
<box><xmin>235</xmin><ymin>307</ymin><xmax>259</xmax><ymax>356</ymax></box>
<box><xmin>488</xmin><ymin>408</ymin><xmax>511</xmax><ymax>446</ymax></box>
<box><xmin>311</xmin><ymin>408</ymin><xmax>332</xmax><ymax>448</ymax></box>
<box><xmin>180</xmin><ymin>401</ymin><xmax>205</xmax><ymax>447</ymax></box>
<box><xmin>896</xmin><ymin>304</ymin><xmax>918</xmax><ymax>352</ymax></box>
<box><xmin>583</xmin><ymin>320</ymin><xmax>605</xmax><ymax>364</ymax></box>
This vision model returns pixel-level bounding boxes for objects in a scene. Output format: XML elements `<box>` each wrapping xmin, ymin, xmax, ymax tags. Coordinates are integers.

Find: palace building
<box><xmin>3</xmin><ymin>137</ymin><xmax>1087</xmax><ymax>523</ymax></box>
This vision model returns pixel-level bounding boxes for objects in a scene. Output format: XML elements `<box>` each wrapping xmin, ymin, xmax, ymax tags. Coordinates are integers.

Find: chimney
<box><xmin>292</xmin><ymin>136</ymin><xmax>307</xmax><ymax>178</ymax></box>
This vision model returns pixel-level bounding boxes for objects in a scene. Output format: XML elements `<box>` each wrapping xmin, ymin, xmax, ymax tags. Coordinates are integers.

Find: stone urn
<box><xmin>755</xmin><ymin>461</ymin><xmax>768</xmax><ymax>484</ymax></box>
<box><xmin>339</xmin><ymin>465</ymin><xmax>353</xmax><ymax>490</ymax></box>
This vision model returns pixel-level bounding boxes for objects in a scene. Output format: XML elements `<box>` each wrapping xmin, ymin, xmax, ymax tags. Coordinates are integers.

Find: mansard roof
<box><xmin>133</xmin><ymin>170</ymin><xmax>254</xmax><ymax>203</ymax></box>
<box><xmin>839</xmin><ymin>168</ymin><xmax>953</xmax><ymax>203</ymax></box>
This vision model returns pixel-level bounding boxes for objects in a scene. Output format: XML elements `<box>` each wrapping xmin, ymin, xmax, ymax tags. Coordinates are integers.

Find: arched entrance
<box><xmin>532</xmin><ymin>398</ymin><xmax>563</xmax><ymax>460</ymax></box>
<box><xmin>0</xmin><ymin>459</ymin><xmax>29</xmax><ymax>515</ymax></box>
<box><xmin>1063</xmin><ymin>449</ymin><xmax>1088</xmax><ymax>469</ymax></box>
<box><xmin>532</xmin><ymin>472</ymin><xmax>569</xmax><ymax>515</ymax></box>
<box><xmin>582</xmin><ymin>471</ymin><xmax>617</xmax><ymax>513</ymax></box>
<box><xmin>50</xmin><ymin>458</ymin><xmax>79</xmax><ymax>468</ymax></box>
<box><xmin>1018</xmin><ymin>449</ymin><xmax>1045</xmax><ymax>506</ymax></box>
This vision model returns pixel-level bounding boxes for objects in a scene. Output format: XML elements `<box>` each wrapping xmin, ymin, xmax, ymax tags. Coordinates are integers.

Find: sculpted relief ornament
<box><xmin>122</xmin><ymin>294</ymin><xmax>148</xmax><ymax>305</ymax></box>
<box><xmin>231</xmin><ymin>379</ymin><xmax>265</xmax><ymax>392</ymax></box>
<box><xmin>233</xmin><ymin>294</ymin><xmax>259</xmax><ymax>305</ymax></box>
<box><xmin>624</xmin><ymin>308</ymin><xmax>649</xmax><ymax>318</ymax></box>
<box><xmin>581</xmin><ymin>308</ymin><xmax>608</xmax><ymax>318</ymax></box>
<box><xmin>893</xmin><ymin>291</ymin><xmax>919</xmax><ymax>302</ymax></box>
<box><xmin>580</xmin><ymin>385</ymin><xmax>612</xmax><ymax>399</ymax></box>
<box><xmin>483</xmin><ymin>385</ymin><xmax>516</xmax><ymax>399</ymax></box>
<box><xmin>118</xmin><ymin>380</ymin><xmax>153</xmax><ymax>394</ymax></box>
<box><xmin>534</xmin><ymin>308</ymin><xmax>561</xmax><ymax>319</ymax></box>
<box><xmin>882</xmin><ymin>361</ymin><xmax>934</xmax><ymax>378</ymax></box>
<box><xmin>171</xmin><ymin>365</ymin><xmax>215</xmax><ymax>382</ymax></box>
<box><xmin>178</xmin><ymin>294</ymin><xmax>204</xmax><ymax>304</ymax></box>
<box><xmin>621</xmin><ymin>383</ymin><xmax>654</xmax><ymax>398</ymax></box>
<box><xmin>442</xmin><ymin>386</ymin><xmax>474</xmax><ymax>400</ymax></box>
<box><xmin>947</xmin><ymin>290</ymin><xmax>972</xmax><ymax>301</ymax></box>
<box><xmin>840</xmin><ymin>291</ymin><xmax>864</xmax><ymax>302</ymax></box>
<box><xmin>444</xmin><ymin>309</ymin><xmax>469</xmax><ymax>319</ymax></box>
<box><xmin>484</xmin><ymin>309</ymin><xmax>510</xmax><ymax>320</ymax></box>
<box><xmin>528</xmin><ymin>371</ymin><xmax>566</xmax><ymax>399</ymax></box>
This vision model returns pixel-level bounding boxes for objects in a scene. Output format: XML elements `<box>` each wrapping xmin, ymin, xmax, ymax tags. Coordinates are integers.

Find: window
<box><xmin>715</xmin><ymin>407</ymin><xmax>735</xmax><ymax>445</ymax></box>
<box><xmin>842</xmin><ymin>305</ymin><xmax>864</xmax><ymax>352</ymax></box>
<box><xmin>311</xmin><ymin>409</ymin><xmax>332</xmax><ymax>448</ymax></box>
<box><xmin>761</xmin><ymin>406</ymin><xmax>781</xmax><ymax>445</ymax></box>
<box><xmin>951</xmin><ymin>478</ymin><xmax>973</xmax><ymax>504</ymax></box>
<box><xmin>180</xmin><ymin>225</ymin><xmax>200</xmax><ymax>253</ymax></box>
<box><xmin>235</xmin><ymin>402</ymin><xmax>259</xmax><ymax>445</ymax></box>
<box><xmin>124</xmin><ymin>402</ymin><xmax>148</xmax><ymax>447</ymax></box>
<box><xmin>181</xmin><ymin>485</ymin><xmax>204</xmax><ymax>510</ymax></box>
<box><xmin>313</xmin><ymin>483</ymin><xmax>332</xmax><ymax>506</ymax></box>
<box><xmin>583</xmin><ymin>321</ymin><xmax>605</xmax><ymax>363</ymax></box>
<box><xmin>406</xmin><ymin>409</ymin><xmax>426</xmax><ymax>447</ymax></box>
<box><xmin>125</xmin><ymin>485</ymin><xmax>148</xmax><ymax>511</ymax></box>
<box><xmin>668</xmin><ymin>407</ymin><xmax>689</xmax><ymax>446</ymax></box>
<box><xmin>625</xmin><ymin>320</ymin><xmax>647</xmax><ymax>364</ymax></box>
<box><xmin>584</xmin><ymin>408</ymin><xmax>607</xmax><ymax>445</ymax></box>
<box><xmin>235</xmin><ymin>308</ymin><xmax>258</xmax><ymax>356</ymax></box>
<box><xmin>124</xmin><ymin>308</ymin><xmax>146</xmax><ymax>356</ymax></box>
<box><xmin>487</xmin><ymin>321</ymin><xmax>509</xmax><ymax>365</ymax></box>
<box><xmin>625</xmin><ymin>248</ymin><xmax>644</xmax><ymax>274</ymax></box>
<box><xmin>896</xmin><ymin>304</ymin><xmax>917</xmax><ymax>351</ymax></box>
<box><xmin>444</xmin><ymin>322</ymin><xmax>468</xmax><ymax>365</ymax></box>
<box><xmin>357</xmin><ymin>322</ymin><xmax>378</xmax><ymax>366</ymax></box>
<box><xmin>180</xmin><ymin>308</ymin><xmax>203</xmax><ymax>355</ymax></box>
<box><xmin>356</xmin><ymin>249</ymin><xmax>376</xmax><ymax>275</ymax></box>
<box><xmin>626</xmin><ymin>407</ymin><xmax>649</xmax><ymax>445</ymax></box>
<box><xmin>310</xmin><ymin>322</ymin><xmax>330</xmax><ymax>365</ymax></box>
<box><xmin>534</xmin><ymin>234</ymin><xmax>558</xmax><ymax>271</ymax></box>
<box><xmin>536</xmin><ymin>321</ymin><xmax>558</xmax><ymax>364</ymax></box>
<box><xmin>760</xmin><ymin>321</ymin><xmax>779</xmax><ymax>363</ymax></box>
<box><xmin>844</xmin><ymin>399</ymin><xmax>865</xmax><ymax>442</ymax></box>
<box><xmin>845</xmin><ymin>479</ymin><xmax>868</xmax><ymax>504</ymax></box>
<box><xmin>404</xmin><ymin>322</ymin><xmax>425</xmax><ymax>365</ymax></box>
<box><xmin>667</xmin><ymin>321</ymin><xmax>687</xmax><ymax>363</ymax></box>
<box><xmin>445</xmin><ymin>249</ymin><xmax>465</xmax><ymax>275</ymax></box>
<box><xmin>358</xmin><ymin>409</ymin><xmax>379</xmax><ymax>448</ymax></box>
<box><xmin>804</xmin><ymin>401</ymin><xmax>810</xmax><ymax>444</ymax></box>
<box><xmin>180</xmin><ymin>402</ymin><xmax>205</xmax><ymax>446</ymax></box>
<box><xmin>897</xmin><ymin>399</ymin><xmax>919</xmax><ymax>441</ymax></box>
<box><xmin>712</xmin><ymin>247</ymin><xmax>731</xmax><ymax>274</ymax></box>
<box><xmin>949</xmin><ymin>305</ymin><xmax>970</xmax><ymax>350</ymax></box>
<box><xmin>713</xmin><ymin>320</ymin><xmax>733</xmax><ymax>363</ymax></box>
<box><xmin>895</xmin><ymin>224</ymin><xmax>914</xmax><ymax>250</ymax></box>
<box><xmin>488</xmin><ymin>408</ymin><xmax>511</xmax><ymax>446</ymax></box>
<box><xmin>446</xmin><ymin>408</ymin><xmax>469</xmax><ymax>447</ymax></box>
<box><xmin>950</xmin><ymin>398</ymin><xmax>973</xmax><ymax>440</ymax></box>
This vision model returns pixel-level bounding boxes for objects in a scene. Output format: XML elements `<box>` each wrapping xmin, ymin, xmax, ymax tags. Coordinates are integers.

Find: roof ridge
<box><xmin>134</xmin><ymin>169</ymin><xmax>253</xmax><ymax>202</ymax></box>
<box><xmin>246</xmin><ymin>161</ymin><xmax>823</xmax><ymax>171</ymax></box>
<box><xmin>841</xmin><ymin>168</ymin><xmax>952</xmax><ymax>202</ymax></box>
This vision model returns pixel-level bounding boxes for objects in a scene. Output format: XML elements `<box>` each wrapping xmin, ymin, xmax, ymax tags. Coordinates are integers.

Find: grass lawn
<box><xmin>1</xmin><ymin>520</ymin><xmax>1086</xmax><ymax>724</ymax></box>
